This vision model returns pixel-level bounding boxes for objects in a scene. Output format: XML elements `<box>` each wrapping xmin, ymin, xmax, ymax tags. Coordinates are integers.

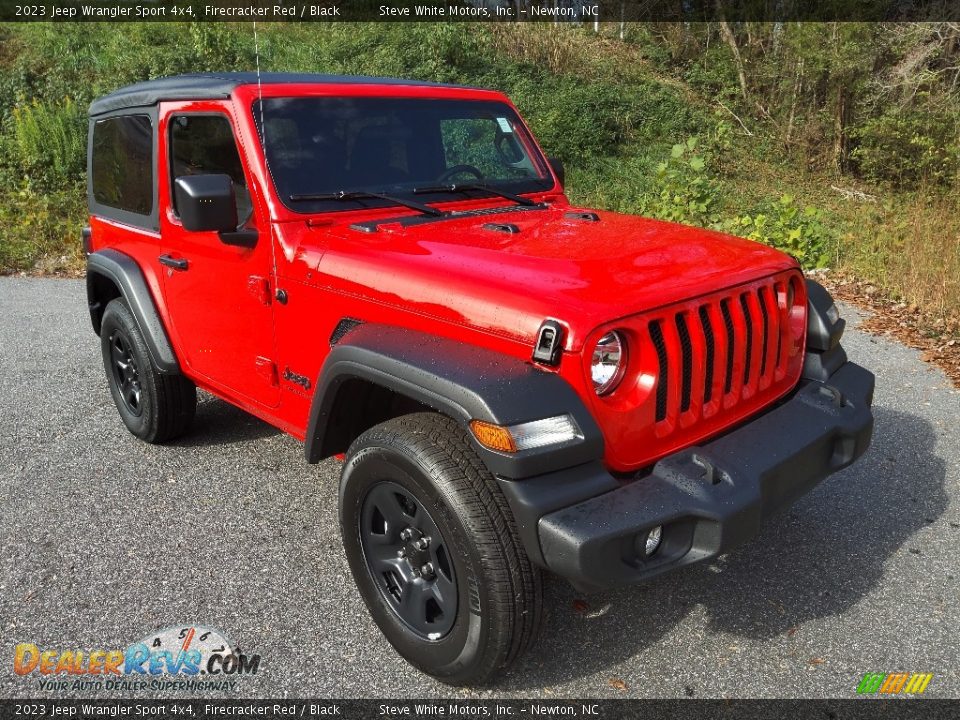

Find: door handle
<box><xmin>158</xmin><ymin>254</ymin><xmax>189</xmax><ymax>271</ymax></box>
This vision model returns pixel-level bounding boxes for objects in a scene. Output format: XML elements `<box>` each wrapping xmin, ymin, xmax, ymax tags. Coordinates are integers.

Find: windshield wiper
<box><xmin>288</xmin><ymin>190</ymin><xmax>445</xmax><ymax>217</ymax></box>
<box><xmin>412</xmin><ymin>183</ymin><xmax>538</xmax><ymax>207</ymax></box>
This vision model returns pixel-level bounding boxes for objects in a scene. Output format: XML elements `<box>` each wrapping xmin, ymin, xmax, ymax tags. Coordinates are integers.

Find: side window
<box><xmin>170</xmin><ymin>115</ymin><xmax>251</xmax><ymax>224</ymax></box>
<box><xmin>91</xmin><ymin>114</ymin><xmax>154</xmax><ymax>216</ymax></box>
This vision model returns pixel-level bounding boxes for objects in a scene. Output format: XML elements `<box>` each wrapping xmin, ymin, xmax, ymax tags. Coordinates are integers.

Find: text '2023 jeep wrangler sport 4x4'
<box><xmin>84</xmin><ymin>73</ymin><xmax>874</xmax><ymax>685</ymax></box>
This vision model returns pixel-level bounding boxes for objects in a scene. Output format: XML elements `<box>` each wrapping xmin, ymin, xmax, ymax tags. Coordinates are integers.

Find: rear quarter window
<box><xmin>91</xmin><ymin>114</ymin><xmax>153</xmax><ymax>216</ymax></box>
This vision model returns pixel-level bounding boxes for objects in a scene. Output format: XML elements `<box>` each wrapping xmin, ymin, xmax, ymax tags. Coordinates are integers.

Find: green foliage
<box><xmin>851</xmin><ymin>110</ymin><xmax>960</xmax><ymax>187</ymax></box>
<box><xmin>720</xmin><ymin>196</ymin><xmax>833</xmax><ymax>268</ymax></box>
<box><xmin>0</xmin><ymin>186</ymin><xmax>85</xmax><ymax>274</ymax></box>
<box><xmin>632</xmin><ymin>23</ymin><xmax>960</xmax><ymax>186</ymax></box>
<box><xmin>2</xmin><ymin>98</ymin><xmax>86</xmax><ymax>190</ymax></box>
<box><xmin>482</xmin><ymin>64</ymin><xmax>700</xmax><ymax>167</ymax></box>
<box><xmin>640</xmin><ymin>137</ymin><xmax>720</xmax><ymax>226</ymax></box>
<box><xmin>630</xmin><ymin>133</ymin><xmax>832</xmax><ymax>269</ymax></box>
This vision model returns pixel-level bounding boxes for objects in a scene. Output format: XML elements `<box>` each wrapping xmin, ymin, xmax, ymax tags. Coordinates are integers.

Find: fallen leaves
<box><xmin>821</xmin><ymin>270</ymin><xmax>960</xmax><ymax>388</ymax></box>
<box><xmin>572</xmin><ymin>599</ymin><xmax>589</xmax><ymax>614</ymax></box>
<box><xmin>608</xmin><ymin>678</ymin><xmax>628</xmax><ymax>691</ymax></box>
<box><xmin>808</xmin><ymin>657</ymin><xmax>825</xmax><ymax>666</ymax></box>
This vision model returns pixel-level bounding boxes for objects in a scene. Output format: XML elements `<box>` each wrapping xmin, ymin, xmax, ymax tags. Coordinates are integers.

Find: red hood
<box><xmin>312</xmin><ymin>205</ymin><xmax>799</xmax><ymax>351</ymax></box>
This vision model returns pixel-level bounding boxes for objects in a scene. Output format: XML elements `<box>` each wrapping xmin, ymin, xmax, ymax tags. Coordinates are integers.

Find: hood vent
<box><xmin>483</xmin><ymin>222</ymin><xmax>520</xmax><ymax>234</ymax></box>
<box><xmin>564</xmin><ymin>211</ymin><xmax>600</xmax><ymax>222</ymax></box>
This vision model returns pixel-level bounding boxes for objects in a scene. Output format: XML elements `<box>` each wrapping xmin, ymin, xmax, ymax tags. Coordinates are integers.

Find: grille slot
<box><xmin>757</xmin><ymin>287</ymin><xmax>770</xmax><ymax>376</ymax></box>
<box><xmin>676</xmin><ymin>314</ymin><xmax>693</xmax><ymax>413</ymax></box>
<box><xmin>773</xmin><ymin>282</ymin><xmax>784</xmax><ymax>369</ymax></box>
<box><xmin>720</xmin><ymin>299</ymin><xmax>735</xmax><ymax>394</ymax></box>
<box><xmin>740</xmin><ymin>293</ymin><xmax>753</xmax><ymax>385</ymax></box>
<box><xmin>698</xmin><ymin>306</ymin><xmax>715</xmax><ymax>404</ymax></box>
<box><xmin>649</xmin><ymin>320</ymin><xmax>669</xmax><ymax>422</ymax></box>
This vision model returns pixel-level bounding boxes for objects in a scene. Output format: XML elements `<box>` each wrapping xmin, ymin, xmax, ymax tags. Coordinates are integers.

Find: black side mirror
<box><xmin>173</xmin><ymin>174</ymin><xmax>257</xmax><ymax>248</ymax></box>
<box><xmin>174</xmin><ymin>174</ymin><xmax>237</xmax><ymax>232</ymax></box>
<box><xmin>548</xmin><ymin>156</ymin><xmax>565</xmax><ymax>187</ymax></box>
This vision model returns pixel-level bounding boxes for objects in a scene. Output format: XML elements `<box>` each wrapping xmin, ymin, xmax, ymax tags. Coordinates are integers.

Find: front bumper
<box><xmin>501</xmin><ymin>360</ymin><xmax>874</xmax><ymax>591</ymax></box>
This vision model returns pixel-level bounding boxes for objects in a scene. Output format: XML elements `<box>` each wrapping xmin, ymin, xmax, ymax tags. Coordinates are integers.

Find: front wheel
<box><xmin>339</xmin><ymin>413</ymin><xmax>542</xmax><ymax>685</ymax></box>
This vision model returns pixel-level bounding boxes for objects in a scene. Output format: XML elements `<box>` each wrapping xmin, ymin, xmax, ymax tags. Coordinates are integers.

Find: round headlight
<box><xmin>591</xmin><ymin>331</ymin><xmax>627</xmax><ymax>395</ymax></box>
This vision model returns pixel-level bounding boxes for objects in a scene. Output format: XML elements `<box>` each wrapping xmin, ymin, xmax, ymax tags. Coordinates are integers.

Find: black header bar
<box><xmin>0</xmin><ymin>699</ymin><xmax>958</xmax><ymax>719</ymax></box>
<box><xmin>4</xmin><ymin>1</ymin><xmax>960</xmax><ymax>23</ymax></box>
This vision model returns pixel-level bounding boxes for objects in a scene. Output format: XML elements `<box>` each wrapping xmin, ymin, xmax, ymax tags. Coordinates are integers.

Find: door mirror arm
<box><xmin>218</xmin><ymin>229</ymin><xmax>259</xmax><ymax>248</ymax></box>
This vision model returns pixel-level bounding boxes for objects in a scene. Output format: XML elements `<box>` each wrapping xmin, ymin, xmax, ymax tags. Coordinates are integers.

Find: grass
<box><xmin>840</xmin><ymin>193</ymin><xmax>960</xmax><ymax>323</ymax></box>
<box><xmin>0</xmin><ymin>187</ymin><xmax>86</xmax><ymax>276</ymax></box>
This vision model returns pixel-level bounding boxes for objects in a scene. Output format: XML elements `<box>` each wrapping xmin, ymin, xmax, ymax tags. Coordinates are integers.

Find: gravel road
<box><xmin>1</xmin><ymin>277</ymin><xmax>957</xmax><ymax>699</ymax></box>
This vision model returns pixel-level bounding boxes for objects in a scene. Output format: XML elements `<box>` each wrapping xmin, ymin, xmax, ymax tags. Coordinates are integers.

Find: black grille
<box><xmin>698</xmin><ymin>305</ymin><xmax>715</xmax><ymax>404</ymax></box>
<box><xmin>720</xmin><ymin>299</ymin><xmax>735</xmax><ymax>394</ymax></box>
<box><xmin>740</xmin><ymin>293</ymin><xmax>753</xmax><ymax>385</ymax></box>
<box><xmin>649</xmin><ymin>320</ymin><xmax>668</xmax><ymax>422</ymax></box>
<box><xmin>676</xmin><ymin>314</ymin><xmax>693</xmax><ymax>413</ymax></box>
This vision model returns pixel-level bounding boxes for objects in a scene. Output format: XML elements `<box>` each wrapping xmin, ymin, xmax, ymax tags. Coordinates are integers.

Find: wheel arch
<box><xmin>305</xmin><ymin>324</ymin><xmax>604</xmax><ymax>479</ymax></box>
<box><xmin>315</xmin><ymin>376</ymin><xmax>437</xmax><ymax>460</ymax></box>
<box><xmin>86</xmin><ymin>248</ymin><xmax>181</xmax><ymax>374</ymax></box>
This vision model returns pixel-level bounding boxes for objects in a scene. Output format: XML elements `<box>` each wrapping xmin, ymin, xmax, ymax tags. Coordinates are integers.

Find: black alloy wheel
<box><xmin>108</xmin><ymin>329</ymin><xmax>143</xmax><ymax>417</ymax></box>
<box><xmin>360</xmin><ymin>481</ymin><xmax>457</xmax><ymax>639</ymax></box>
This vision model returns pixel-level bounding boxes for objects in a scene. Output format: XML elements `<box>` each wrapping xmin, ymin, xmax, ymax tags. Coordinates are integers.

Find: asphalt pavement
<box><xmin>1</xmin><ymin>277</ymin><xmax>957</xmax><ymax>699</ymax></box>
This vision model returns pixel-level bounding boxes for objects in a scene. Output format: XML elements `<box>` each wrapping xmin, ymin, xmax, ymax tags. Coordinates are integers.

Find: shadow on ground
<box><xmin>172</xmin><ymin>393</ymin><xmax>281</xmax><ymax>447</ymax></box>
<box><xmin>495</xmin><ymin>406</ymin><xmax>948</xmax><ymax>690</ymax></box>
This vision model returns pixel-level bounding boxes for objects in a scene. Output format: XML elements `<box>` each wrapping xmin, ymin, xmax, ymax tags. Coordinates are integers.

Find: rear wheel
<box><xmin>100</xmin><ymin>298</ymin><xmax>196</xmax><ymax>443</ymax></box>
<box><xmin>339</xmin><ymin>413</ymin><xmax>542</xmax><ymax>685</ymax></box>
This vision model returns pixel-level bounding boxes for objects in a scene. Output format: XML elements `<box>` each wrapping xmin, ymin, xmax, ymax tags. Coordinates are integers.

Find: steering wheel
<box><xmin>437</xmin><ymin>164</ymin><xmax>485</xmax><ymax>183</ymax></box>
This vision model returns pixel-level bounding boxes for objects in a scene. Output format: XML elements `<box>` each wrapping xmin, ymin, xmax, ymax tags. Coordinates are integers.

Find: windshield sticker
<box><xmin>497</xmin><ymin>117</ymin><xmax>513</xmax><ymax>133</ymax></box>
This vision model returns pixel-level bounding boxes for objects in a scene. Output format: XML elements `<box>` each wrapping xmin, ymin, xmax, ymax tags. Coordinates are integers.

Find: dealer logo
<box><xmin>14</xmin><ymin>625</ymin><xmax>260</xmax><ymax>691</ymax></box>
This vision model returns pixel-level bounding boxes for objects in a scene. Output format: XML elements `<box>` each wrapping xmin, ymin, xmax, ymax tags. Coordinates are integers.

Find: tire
<box><xmin>339</xmin><ymin>412</ymin><xmax>542</xmax><ymax>685</ymax></box>
<box><xmin>100</xmin><ymin>297</ymin><xmax>196</xmax><ymax>443</ymax></box>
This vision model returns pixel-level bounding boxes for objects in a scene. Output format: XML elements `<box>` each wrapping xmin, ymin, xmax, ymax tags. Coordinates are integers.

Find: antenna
<box><xmin>253</xmin><ymin>20</ymin><xmax>266</xmax><ymax>146</ymax></box>
<box><xmin>252</xmin><ymin>21</ymin><xmax>281</xmax><ymax>288</ymax></box>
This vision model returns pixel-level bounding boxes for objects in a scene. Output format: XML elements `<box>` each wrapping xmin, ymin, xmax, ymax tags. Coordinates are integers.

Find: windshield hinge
<box><xmin>248</xmin><ymin>275</ymin><xmax>271</xmax><ymax>306</ymax></box>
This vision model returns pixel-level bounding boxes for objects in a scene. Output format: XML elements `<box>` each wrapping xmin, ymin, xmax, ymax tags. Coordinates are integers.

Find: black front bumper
<box><xmin>499</xmin><ymin>361</ymin><xmax>874</xmax><ymax>591</ymax></box>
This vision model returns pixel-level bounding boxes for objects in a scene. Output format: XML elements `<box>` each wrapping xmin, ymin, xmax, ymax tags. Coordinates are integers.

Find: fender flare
<box><xmin>305</xmin><ymin>324</ymin><xmax>604</xmax><ymax>479</ymax></box>
<box><xmin>86</xmin><ymin>249</ymin><xmax>180</xmax><ymax>374</ymax></box>
<box><xmin>802</xmin><ymin>279</ymin><xmax>847</xmax><ymax>382</ymax></box>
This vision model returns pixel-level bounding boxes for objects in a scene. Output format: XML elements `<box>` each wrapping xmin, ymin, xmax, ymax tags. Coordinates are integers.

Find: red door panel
<box><xmin>157</xmin><ymin>101</ymin><xmax>280</xmax><ymax>408</ymax></box>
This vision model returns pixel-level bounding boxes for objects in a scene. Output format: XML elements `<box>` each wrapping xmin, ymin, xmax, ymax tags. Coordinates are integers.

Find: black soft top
<box><xmin>88</xmin><ymin>72</ymin><xmax>474</xmax><ymax>117</ymax></box>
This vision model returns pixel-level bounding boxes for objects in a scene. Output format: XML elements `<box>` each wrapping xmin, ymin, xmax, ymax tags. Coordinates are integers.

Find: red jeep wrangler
<box><xmin>84</xmin><ymin>73</ymin><xmax>874</xmax><ymax>684</ymax></box>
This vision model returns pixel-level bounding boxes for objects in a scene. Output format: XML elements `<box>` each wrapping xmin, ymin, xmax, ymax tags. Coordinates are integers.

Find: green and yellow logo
<box><xmin>856</xmin><ymin>672</ymin><xmax>933</xmax><ymax>695</ymax></box>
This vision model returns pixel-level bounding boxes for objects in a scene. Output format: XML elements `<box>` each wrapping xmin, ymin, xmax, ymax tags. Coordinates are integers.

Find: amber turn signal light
<box><xmin>469</xmin><ymin>420</ymin><xmax>517</xmax><ymax>453</ymax></box>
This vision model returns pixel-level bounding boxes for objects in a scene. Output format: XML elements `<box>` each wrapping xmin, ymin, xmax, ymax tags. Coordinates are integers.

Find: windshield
<box><xmin>253</xmin><ymin>96</ymin><xmax>552</xmax><ymax>213</ymax></box>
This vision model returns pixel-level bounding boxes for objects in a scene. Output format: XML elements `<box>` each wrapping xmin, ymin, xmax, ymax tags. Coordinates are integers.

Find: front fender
<box><xmin>304</xmin><ymin>324</ymin><xmax>604</xmax><ymax>479</ymax></box>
